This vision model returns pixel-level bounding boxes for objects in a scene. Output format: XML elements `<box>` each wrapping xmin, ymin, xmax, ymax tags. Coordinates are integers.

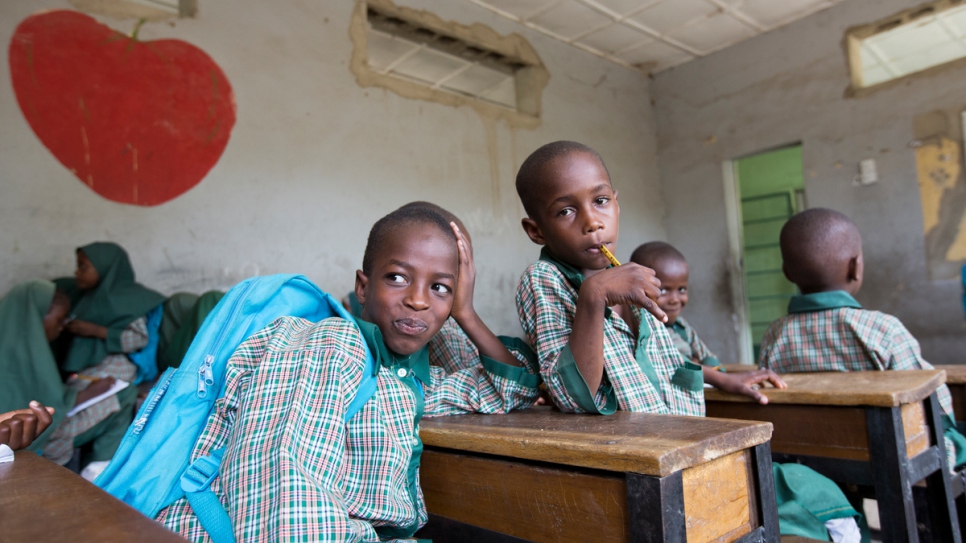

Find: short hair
<box><xmin>48</xmin><ymin>288</ymin><xmax>70</xmax><ymax>314</ymax></box>
<box><xmin>515</xmin><ymin>141</ymin><xmax>610</xmax><ymax>217</ymax></box>
<box><xmin>396</xmin><ymin>201</ymin><xmax>468</xmax><ymax>241</ymax></box>
<box><xmin>629</xmin><ymin>241</ymin><xmax>686</xmax><ymax>269</ymax></box>
<box><xmin>362</xmin><ymin>204</ymin><xmax>457</xmax><ymax>275</ymax></box>
<box><xmin>780</xmin><ymin>208</ymin><xmax>861</xmax><ymax>291</ymax></box>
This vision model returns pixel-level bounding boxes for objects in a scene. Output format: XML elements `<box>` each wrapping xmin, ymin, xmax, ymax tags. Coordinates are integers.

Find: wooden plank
<box><xmin>704</xmin><ymin>370</ymin><xmax>945</xmax><ymax>407</ymax></box>
<box><xmin>682</xmin><ymin>449</ymin><xmax>757</xmax><ymax>543</ymax></box>
<box><xmin>419</xmin><ymin>407</ymin><xmax>772</xmax><ymax>477</ymax></box>
<box><xmin>722</xmin><ymin>364</ymin><xmax>757</xmax><ymax>373</ymax></box>
<box><xmin>934</xmin><ymin>364</ymin><xmax>966</xmax><ymax>385</ymax></box>
<box><xmin>0</xmin><ymin>451</ymin><xmax>186</xmax><ymax>543</ymax></box>
<box><xmin>933</xmin><ymin>365</ymin><xmax>966</xmax><ymax>421</ymax></box>
<box><xmin>420</xmin><ymin>448</ymin><xmax>628</xmax><ymax>543</ymax></box>
<box><xmin>706</xmin><ymin>401</ymin><xmax>930</xmax><ymax>462</ymax></box>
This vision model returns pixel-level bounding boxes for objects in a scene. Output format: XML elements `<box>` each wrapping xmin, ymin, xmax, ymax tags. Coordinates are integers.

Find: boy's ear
<box><xmin>521</xmin><ymin>218</ymin><xmax>546</xmax><ymax>246</ymax></box>
<box><xmin>846</xmin><ymin>255</ymin><xmax>860</xmax><ymax>283</ymax></box>
<box><xmin>354</xmin><ymin>270</ymin><xmax>369</xmax><ymax>306</ymax></box>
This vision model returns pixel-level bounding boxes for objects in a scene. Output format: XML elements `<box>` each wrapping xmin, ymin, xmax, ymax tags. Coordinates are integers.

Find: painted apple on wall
<box><xmin>9</xmin><ymin>10</ymin><xmax>236</xmax><ymax>206</ymax></box>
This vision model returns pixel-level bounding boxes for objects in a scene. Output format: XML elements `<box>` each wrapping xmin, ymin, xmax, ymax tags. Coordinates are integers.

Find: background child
<box><xmin>157</xmin><ymin>206</ymin><xmax>539</xmax><ymax>542</ymax></box>
<box><xmin>0</xmin><ymin>280</ymin><xmax>121</xmax><ymax>464</ymax></box>
<box><xmin>759</xmin><ymin>207</ymin><xmax>966</xmax><ymax>469</ymax></box>
<box><xmin>514</xmin><ymin>141</ymin><xmax>860</xmax><ymax>542</ymax></box>
<box><xmin>631</xmin><ymin>241</ymin><xmax>786</xmax><ymax>405</ymax></box>
<box><xmin>0</xmin><ymin>402</ymin><xmax>55</xmax><ymax>450</ymax></box>
<box><xmin>53</xmin><ymin>242</ymin><xmax>165</xmax><ymax>478</ymax></box>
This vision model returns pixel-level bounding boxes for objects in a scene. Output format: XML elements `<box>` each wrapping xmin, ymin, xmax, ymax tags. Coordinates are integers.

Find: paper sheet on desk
<box><xmin>0</xmin><ymin>444</ymin><xmax>13</xmax><ymax>463</ymax></box>
<box><xmin>67</xmin><ymin>379</ymin><xmax>130</xmax><ymax>417</ymax></box>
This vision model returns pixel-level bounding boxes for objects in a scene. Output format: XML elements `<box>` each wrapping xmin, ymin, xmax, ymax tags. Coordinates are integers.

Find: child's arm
<box><xmin>703</xmin><ymin>368</ymin><xmax>786</xmax><ymax>405</ymax></box>
<box><xmin>0</xmin><ymin>401</ymin><xmax>55</xmax><ymax>450</ymax></box>
<box><xmin>569</xmin><ymin>264</ymin><xmax>667</xmax><ymax>393</ymax></box>
<box><xmin>449</xmin><ymin>223</ymin><xmax>522</xmax><ymax>368</ymax></box>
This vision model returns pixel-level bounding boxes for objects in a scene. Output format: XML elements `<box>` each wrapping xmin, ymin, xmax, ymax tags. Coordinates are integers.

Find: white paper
<box><xmin>0</xmin><ymin>444</ymin><xmax>13</xmax><ymax>463</ymax></box>
<box><xmin>67</xmin><ymin>379</ymin><xmax>130</xmax><ymax>417</ymax></box>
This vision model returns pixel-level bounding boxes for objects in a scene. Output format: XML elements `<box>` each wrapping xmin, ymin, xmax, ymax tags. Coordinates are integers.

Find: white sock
<box><xmin>826</xmin><ymin>517</ymin><xmax>861</xmax><ymax>543</ymax></box>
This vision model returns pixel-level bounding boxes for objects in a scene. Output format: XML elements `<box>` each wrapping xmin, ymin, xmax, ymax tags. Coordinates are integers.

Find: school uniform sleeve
<box><xmin>423</xmin><ymin>346</ymin><xmax>541</xmax><ymax>417</ymax></box>
<box><xmin>157</xmin><ymin>318</ymin><xmax>409</xmax><ymax>543</ymax></box>
<box><xmin>107</xmin><ymin>316</ymin><xmax>149</xmax><ymax>353</ymax></box>
<box><xmin>682</xmin><ymin>320</ymin><xmax>720</xmax><ymax>368</ymax></box>
<box><xmin>515</xmin><ymin>261</ymin><xmax>617</xmax><ymax>414</ymax></box>
<box><xmin>427</xmin><ymin>318</ymin><xmax>481</xmax><ymax>374</ymax></box>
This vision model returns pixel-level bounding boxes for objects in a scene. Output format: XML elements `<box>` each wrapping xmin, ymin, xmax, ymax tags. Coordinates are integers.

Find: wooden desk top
<box><xmin>0</xmin><ymin>451</ymin><xmax>187</xmax><ymax>543</ymax></box>
<box><xmin>420</xmin><ymin>407</ymin><xmax>772</xmax><ymax>477</ymax></box>
<box><xmin>705</xmin><ymin>370</ymin><xmax>946</xmax><ymax>407</ymax></box>
<box><xmin>722</xmin><ymin>364</ymin><xmax>757</xmax><ymax>373</ymax></box>
<box><xmin>934</xmin><ymin>365</ymin><xmax>966</xmax><ymax>385</ymax></box>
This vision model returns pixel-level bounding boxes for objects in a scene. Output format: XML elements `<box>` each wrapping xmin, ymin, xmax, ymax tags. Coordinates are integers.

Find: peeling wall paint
<box><xmin>915</xmin><ymin>135</ymin><xmax>966</xmax><ymax>276</ymax></box>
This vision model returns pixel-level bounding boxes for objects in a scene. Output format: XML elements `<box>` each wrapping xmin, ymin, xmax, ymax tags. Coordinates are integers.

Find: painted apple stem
<box><xmin>130</xmin><ymin>18</ymin><xmax>147</xmax><ymax>41</ymax></box>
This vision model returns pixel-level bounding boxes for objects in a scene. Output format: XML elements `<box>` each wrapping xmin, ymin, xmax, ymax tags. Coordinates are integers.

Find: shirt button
<box><xmin>397</xmin><ymin>368</ymin><xmax>407</xmax><ymax>378</ymax></box>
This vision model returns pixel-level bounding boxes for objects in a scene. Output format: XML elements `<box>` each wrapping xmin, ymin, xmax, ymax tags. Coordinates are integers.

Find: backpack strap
<box><xmin>181</xmin><ymin>448</ymin><xmax>236</xmax><ymax>543</ymax></box>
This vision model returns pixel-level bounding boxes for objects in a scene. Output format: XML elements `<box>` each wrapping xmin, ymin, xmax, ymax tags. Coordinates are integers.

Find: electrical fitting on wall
<box><xmin>853</xmin><ymin>158</ymin><xmax>878</xmax><ymax>186</ymax></box>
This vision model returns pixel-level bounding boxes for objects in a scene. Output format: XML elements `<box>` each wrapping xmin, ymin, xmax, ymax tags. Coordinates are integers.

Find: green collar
<box><xmin>539</xmin><ymin>247</ymin><xmax>586</xmax><ymax>290</ymax></box>
<box><xmin>352</xmin><ymin>317</ymin><xmax>431</xmax><ymax>383</ymax></box>
<box><xmin>788</xmin><ymin>290</ymin><xmax>862</xmax><ymax>314</ymax></box>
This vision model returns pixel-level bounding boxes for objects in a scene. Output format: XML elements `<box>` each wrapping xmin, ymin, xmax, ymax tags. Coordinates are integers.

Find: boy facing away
<box><xmin>630</xmin><ymin>241</ymin><xmax>786</xmax><ymax>404</ymax></box>
<box><xmin>158</xmin><ymin>206</ymin><xmax>539</xmax><ymax>542</ymax></box>
<box><xmin>759</xmin><ymin>207</ymin><xmax>966</xmax><ymax>469</ymax></box>
<box><xmin>514</xmin><ymin>142</ymin><xmax>862</xmax><ymax>542</ymax></box>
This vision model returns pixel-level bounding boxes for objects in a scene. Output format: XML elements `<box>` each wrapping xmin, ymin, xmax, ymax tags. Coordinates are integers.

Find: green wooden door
<box><xmin>735</xmin><ymin>147</ymin><xmax>805</xmax><ymax>359</ymax></box>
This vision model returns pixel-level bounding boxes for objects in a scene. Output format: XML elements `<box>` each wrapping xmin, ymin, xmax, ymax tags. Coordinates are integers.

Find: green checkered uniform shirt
<box><xmin>516</xmin><ymin>251</ymin><xmax>704</xmax><ymax>416</ymax></box>
<box><xmin>157</xmin><ymin>315</ymin><xmax>539</xmax><ymax>542</ymax></box>
<box><xmin>668</xmin><ymin>317</ymin><xmax>721</xmax><ymax>368</ymax></box>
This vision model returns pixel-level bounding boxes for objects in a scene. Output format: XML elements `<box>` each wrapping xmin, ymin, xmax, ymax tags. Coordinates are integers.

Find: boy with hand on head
<box><xmin>514</xmin><ymin>142</ymin><xmax>862</xmax><ymax>542</ymax></box>
<box><xmin>760</xmin><ymin>207</ymin><xmax>966</xmax><ymax>469</ymax></box>
<box><xmin>630</xmin><ymin>242</ymin><xmax>786</xmax><ymax>404</ymax></box>
<box><xmin>158</xmin><ymin>206</ymin><xmax>539</xmax><ymax>542</ymax></box>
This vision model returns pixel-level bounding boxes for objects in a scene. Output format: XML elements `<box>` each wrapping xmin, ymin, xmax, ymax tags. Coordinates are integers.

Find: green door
<box><xmin>735</xmin><ymin>146</ymin><xmax>805</xmax><ymax>359</ymax></box>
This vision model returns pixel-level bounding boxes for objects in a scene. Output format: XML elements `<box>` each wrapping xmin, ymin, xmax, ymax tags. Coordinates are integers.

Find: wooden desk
<box><xmin>0</xmin><ymin>451</ymin><xmax>186</xmax><ymax>542</ymax></box>
<box><xmin>722</xmin><ymin>364</ymin><xmax>758</xmax><ymax>373</ymax></box>
<box><xmin>933</xmin><ymin>365</ymin><xmax>966</xmax><ymax>428</ymax></box>
<box><xmin>705</xmin><ymin>371</ymin><xmax>960</xmax><ymax>543</ymax></box>
<box><xmin>415</xmin><ymin>407</ymin><xmax>779</xmax><ymax>543</ymax></box>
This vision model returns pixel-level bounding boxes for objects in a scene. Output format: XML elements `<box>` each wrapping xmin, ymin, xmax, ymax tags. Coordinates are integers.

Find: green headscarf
<box><xmin>160</xmin><ymin>290</ymin><xmax>225</xmax><ymax>369</ymax></box>
<box><xmin>59</xmin><ymin>242</ymin><xmax>166</xmax><ymax>373</ymax></box>
<box><xmin>0</xmin><ymin>280</ymin><xmax>77</xmax><ymax>453</ymax></box>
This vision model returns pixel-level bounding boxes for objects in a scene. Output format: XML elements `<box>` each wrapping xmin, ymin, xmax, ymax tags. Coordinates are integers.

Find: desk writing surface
<box><xmin>934</xmin><ymin>364</ymin><xmax>966</xmax><ymax>385</ymax></box>
<box><xmin>722</xmin><ymin>364</ymin><xmax>758</xmax><ymax>373</ymax></box>
<box><xmin>704</xmin><ymin>370</ymin><xmax>945</xmax><ymax>407</ymax></box>
<box><xmin>420</xmin><ymin>406</ymin><xmax>771</xmax><ymax>477</ymax></box>
<box><xmin>0</xmin><ymin>451</ymin><xmax>187</xmax><ymax>543</ymax></box>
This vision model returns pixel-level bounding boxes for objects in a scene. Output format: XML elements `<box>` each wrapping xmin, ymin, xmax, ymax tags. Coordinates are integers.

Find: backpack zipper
<box><xmin>196</xmin><ymin>279</ymin><xmax>255</xmax><ymax>399</ymax></box>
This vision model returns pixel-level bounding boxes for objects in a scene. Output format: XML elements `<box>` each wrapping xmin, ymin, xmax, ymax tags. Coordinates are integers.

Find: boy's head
<box><xmin>780</xmin><ymin>208</ymin><xmax>863</xmax><ymax>295</ymax></box>
<box><xmin>43</xmin><ymin>288</ymin><xmax>70</xmax><ymax>341</ymax></box>
<box><xmin>74</xmin><ymin>250</ymin><xmax>99</xmax><ymax>290</ymax></box>
<box><xmin>356</xmin><ymin>205</ymin><xmax>459</xmax><ymax>356</ymax></box>
<box><xmin>630</xmin><ymin>242</ymin><xmax>689</xmax><ymax>324</ymax></box>
<box><xmin>516</xmin><ymin>141</ymin><xmax>619</xmax><ymax>274</ymax></box>
<box><xmin>397</xmin><ymin>201</ymin><xmax>471</xmax><ymax>246</ymax></box>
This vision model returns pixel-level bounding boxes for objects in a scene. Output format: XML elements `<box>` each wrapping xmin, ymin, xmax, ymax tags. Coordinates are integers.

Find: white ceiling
<box><xmin>465</xmin><ymin>0</ymin><xmax>847</xmax><ymax>72</ymax></box>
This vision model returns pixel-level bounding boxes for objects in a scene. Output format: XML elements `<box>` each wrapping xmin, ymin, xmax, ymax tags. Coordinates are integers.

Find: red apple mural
<box><xmin>9</xmin><ymin>10</ymin><xmax>236</xmax><ymax>206</ymax></box>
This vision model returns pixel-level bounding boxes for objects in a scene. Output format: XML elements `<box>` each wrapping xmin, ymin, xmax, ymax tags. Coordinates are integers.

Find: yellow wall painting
<box><xmin>915</xmin><ymin>136</ymin><xmax>966</xmax><ymax>278</ymax></box>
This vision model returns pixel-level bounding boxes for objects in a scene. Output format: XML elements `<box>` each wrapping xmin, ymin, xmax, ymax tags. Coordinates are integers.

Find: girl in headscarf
<box><xmin>0</xmin><ymin>281</ymin><xmax>119</xmax><ymax>468</ymax></box>
<box><xmin>55</xmin><ymin>242</ymin><xmax>165</xmax><ymax>477</ymax></box>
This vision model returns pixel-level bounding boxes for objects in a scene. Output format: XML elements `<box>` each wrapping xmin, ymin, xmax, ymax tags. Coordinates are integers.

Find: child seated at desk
<box><xmin>54</xmin><ymin>242</ymin><xmax>165</xmax><ymax>478</ymax></box>
<box><xmin>0</xmin><ymin>280</ymin><xmax>124</xmax><ymax>465</ymax></box>
<box><xmin>630</xmin><ymin>241</ymin><xmax>786</xmax><ymax>404</ymax></box>
<box><xmin>157</xmin><ymin>205</ymin><xmax>540</xmax><ymax>542</ymax></box>
<box><xmin>514</xmin><ymin>141</ymin><xmax>861</xmax><ymax>542</ymax></box>
<box><xmin>759</xmin><ymin>207</ymin><xmax>966</xmax><ymax>469</ymax></box>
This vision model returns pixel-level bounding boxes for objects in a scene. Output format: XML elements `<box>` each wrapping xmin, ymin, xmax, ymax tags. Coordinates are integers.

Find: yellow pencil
<box><xmin>600</xmin><ymin>245</ymin><xmax>621</xmax><ymax>267</ymax></box>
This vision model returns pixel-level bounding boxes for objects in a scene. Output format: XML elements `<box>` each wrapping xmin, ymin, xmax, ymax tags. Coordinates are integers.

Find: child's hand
<box><xmin>449</xmin><ymin>222</ymin><xmax>477</xmax><ymax>324</ymax></box>
<box><xmin>75</xmin><ymin>376</ymin><xmax>117</xmax><ymax>405</ymax></box>
<box><xmin>584</xmin><ymin>263</ymin><xmax>668</xmax><ymax>322</ymax></box>
<box><xmin>710</xmin><ymin>370</ymin><xmax>787</xmax><ymax>405</ymax></box>
<box><xmin>65</xmin><ymin>319</ymin><xmax>108</xmax><ymax>339</ymax></box>
<box><xmin>0</xmin><ymin>401</ymin><xmax>55</xmax><ymax>450</ymax></box>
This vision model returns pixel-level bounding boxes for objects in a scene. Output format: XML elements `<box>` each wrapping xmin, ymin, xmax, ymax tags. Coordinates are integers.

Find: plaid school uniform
<box><xmin>515</xmin><ymin>249</ymin><xmax>704</xmax><ymax>416</ymax></box>
<box><xmin>157</xmin><ymin>316</ymin><xmax>539</xmax><ymax>543</ymax></box>
<box><xmin>668</xmin><ymin>317</ymin><xmax>722</xmax><ymax>369</ymax></box>
<box><xmin>759</xmin><ymin>290</ymin><xmax>966</xmax><ymax>468</ymax></box>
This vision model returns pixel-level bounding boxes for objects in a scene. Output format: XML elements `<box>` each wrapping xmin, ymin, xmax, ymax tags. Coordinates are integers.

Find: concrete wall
<box><xmin>0</xmin><ymin>0</ymin><xmax>662</xmax><ymax>335</ymax></box>
<box><xmin>652</xmin><ymin>0</ymin><xmax>966</xmax><ymax>364</ymax></box>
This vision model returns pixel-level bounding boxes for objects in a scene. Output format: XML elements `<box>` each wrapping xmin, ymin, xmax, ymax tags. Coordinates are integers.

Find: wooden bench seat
<box><xmin>415</xmin><ymin>407</ymin><xmax>779</xmax><ymax>543</ymax></box>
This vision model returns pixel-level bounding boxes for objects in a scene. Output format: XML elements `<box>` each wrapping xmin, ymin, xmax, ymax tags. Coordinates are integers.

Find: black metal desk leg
<box><xmin>627</xmin><ymin>471</ymin><xmax>686</xmax><ymax>543</ymax></box>
<box><xmin>923</xmin><ymin>393</ymin><xmax>962</xmax><ymax>543</ymax></box>
<box><xmin>866</xmin><ymin>405</ymin><xmax>919</xmax><ymax>542</ymax></box>
<box><xmin>752</xmin><ymin>442</ymin><xmax>781</xmax><ymax>543</ymax></box>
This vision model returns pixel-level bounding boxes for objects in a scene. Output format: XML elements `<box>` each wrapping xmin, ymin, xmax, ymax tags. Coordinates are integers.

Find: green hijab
<box><xmin>59</xmin><ymin>242</ymin><xmax>166</xmax><ymax>372</ymax></box>
<box><xmin>0</xmin><ymin>280</ymin><xmax>77</xmax><ymax>453</ymax></box>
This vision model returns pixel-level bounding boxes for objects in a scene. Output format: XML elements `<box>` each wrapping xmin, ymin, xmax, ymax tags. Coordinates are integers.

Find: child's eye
<box><xmin>432</xmin><ymin>283</ymin><xmax>451</xmax><ymax>294</ymax></box>
<box><xmin>678</xmin><ymin>287</ymin><xmax>687</xmax><ymax>294</ymax></box>
<box><xmin>386</xmin><ymin>274</ymin><xmax>407</xmax><ymax>284</ymax></box>
<box><xmin>595</xmin><ymin>197</ymin><xmax>610</xmax><ymax>205</ymax></box>
<box><xmin>659</xmin><ymin>287</ymin><xmax>669</xmax><ymax>295</ymax></box>
<box><xmin>557</xmin><ymin>207</ymin><xmax>575</xmax><ymax>217</ymax></box>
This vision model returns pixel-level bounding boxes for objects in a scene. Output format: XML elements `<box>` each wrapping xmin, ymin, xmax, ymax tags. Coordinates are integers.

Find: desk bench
<box><xmin>415</xmin><ymin>407</ymin><xmax>779</xmax><ymax>543</ymax></box>
<box><xmin>705</xmin><ymin>370</ymin><xmax>960</xmax><ymax>543</ymax></box>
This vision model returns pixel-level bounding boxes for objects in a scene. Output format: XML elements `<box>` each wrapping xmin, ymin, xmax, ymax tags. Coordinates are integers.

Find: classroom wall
<box><xmin>0</xmin><ymin>0</ymin><xmax>661</xmax><ymax>335</ymax></box>
<box><xmin>651</xmin><ymin>0</ymin><xmax>966</xmax><ymax>364</ymax></box>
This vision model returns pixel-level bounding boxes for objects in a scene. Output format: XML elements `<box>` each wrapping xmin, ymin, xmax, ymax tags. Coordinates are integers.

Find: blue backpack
<box><xmin>96</xmin><ymin>275</ymin><xmax>377</xmax><ymax>543</ymax></box>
